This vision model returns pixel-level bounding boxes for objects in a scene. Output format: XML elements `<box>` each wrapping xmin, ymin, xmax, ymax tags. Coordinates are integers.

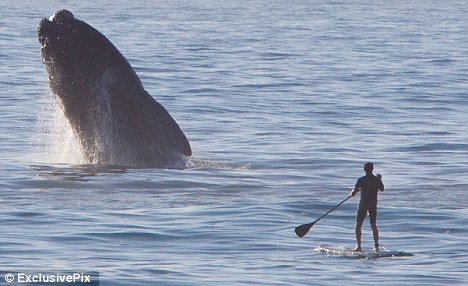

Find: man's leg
<box><xmin>354</xmin><ymin>208</ymin><xmax>366</xmax><ymax>252</ymax></box>
<box><xmin>354</xmin><ymin>221</ymin><xmax>363</xmax><ymax>252</ymax></box>
<box><xmin>370</xmin><ymin>222</ymin><xmax>379</xmax><ymax>251</ymax></box>
<box><xmin>369</xmin><ymin>206</ymin><xmax>379</xmax><ymax>251</ymax></box>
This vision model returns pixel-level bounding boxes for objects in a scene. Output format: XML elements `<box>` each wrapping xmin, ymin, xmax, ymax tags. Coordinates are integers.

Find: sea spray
<box><xmin>35</xmin><ymin>93</ymin><xmax>85</xmax><ymax>165</ymax></box>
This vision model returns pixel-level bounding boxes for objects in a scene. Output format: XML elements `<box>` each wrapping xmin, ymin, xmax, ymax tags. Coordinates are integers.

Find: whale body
<box><xmin>38</xmin><ymin>10</ymin><xmax>191</xmax><ymax>168</ymax></box>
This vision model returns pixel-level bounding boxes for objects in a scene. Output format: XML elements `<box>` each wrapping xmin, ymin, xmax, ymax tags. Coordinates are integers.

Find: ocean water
<box><xmin>1</xmin><ymin>0</ymin><xmax>467</xmax><ymax>285</ymax></box>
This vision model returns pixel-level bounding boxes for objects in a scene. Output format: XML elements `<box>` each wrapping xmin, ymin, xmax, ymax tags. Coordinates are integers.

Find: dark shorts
<box><xmin>356</xmin><ymin>205</ymin><xmax>377</xmax><ymax>224</ymax></box>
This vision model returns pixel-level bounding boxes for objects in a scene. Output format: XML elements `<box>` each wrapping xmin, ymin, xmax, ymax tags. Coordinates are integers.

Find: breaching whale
<box><xmin>38</xmin><ymin>10</ymin><xmax>191</xmax><ymax>168</ymax></box>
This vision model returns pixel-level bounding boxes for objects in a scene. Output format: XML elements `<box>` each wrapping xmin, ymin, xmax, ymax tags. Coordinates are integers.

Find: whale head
<box><xmin>38</xmin><ymin>10</ymin><xmax>140</xmax><ymax>99</ymax></box>
<box><xmin>37</xmin><ymin>10</ymin><xmax>191</xmax><ymax>167</ymax></box>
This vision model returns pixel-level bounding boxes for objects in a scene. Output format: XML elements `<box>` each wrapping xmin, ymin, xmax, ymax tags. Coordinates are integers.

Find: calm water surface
<box><xmin>1</xmin><ymin>1</ymin><xmax>467</xmax><ymax>285</ymax></box>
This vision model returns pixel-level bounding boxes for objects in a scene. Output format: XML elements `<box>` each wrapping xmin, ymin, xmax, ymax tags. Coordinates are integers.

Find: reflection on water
<box><xmin>30</xmin><ymin>164</ymin><xmax>128</xmax><ymax>182</ymax></box>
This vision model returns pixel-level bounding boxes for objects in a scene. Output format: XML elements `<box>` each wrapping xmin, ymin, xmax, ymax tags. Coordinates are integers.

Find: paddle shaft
<box><xmin>295</xmin><ymin>195</ymin><xmax>352</xmax><ymax>237</ymax></box>
<box><xmin>312</xmin><ymin>195</ymin><xmax>351</xmax><ymax>225</ymax></box>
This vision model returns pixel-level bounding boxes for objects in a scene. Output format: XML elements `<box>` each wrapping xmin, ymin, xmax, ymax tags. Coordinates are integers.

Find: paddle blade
<box><xmin>295</xmin><ymin>223</ymin><xmax>314</xmax><ymax>238</ymax></box>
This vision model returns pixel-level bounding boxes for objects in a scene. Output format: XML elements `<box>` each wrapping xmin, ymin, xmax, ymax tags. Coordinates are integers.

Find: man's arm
<box><xmin>377</xmin><ymin>174</ymin><xmax>384</xmax><ymax>192</ymax></box>
<box><xmin>350</xmin><ymin>178</ymin><xmax>361</xmax><ymax>196</ymax></box>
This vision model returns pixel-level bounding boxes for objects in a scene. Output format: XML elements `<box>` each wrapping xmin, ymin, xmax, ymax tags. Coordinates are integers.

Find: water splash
<box><xmin>187</xmin><ymin>157</ymin><xmax>251</xmax><ymax>170</ymax></box>
<box><xmin>35</xmin><ymin>93</ymin><xmax>85</xmax><ymax>165</ymax></box>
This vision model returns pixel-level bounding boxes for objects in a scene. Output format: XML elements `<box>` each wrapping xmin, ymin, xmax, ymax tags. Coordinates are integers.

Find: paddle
<box><xmin>295</xmin><ymin>195</ymin><xmax>352</xmax><ymax>238</ymax></box>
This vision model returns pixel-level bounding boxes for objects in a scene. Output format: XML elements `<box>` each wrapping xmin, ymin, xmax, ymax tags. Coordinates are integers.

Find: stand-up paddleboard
<box><xmin>316</xmin><ymin>245</ymin><xmax>413</xmax><ymax>259</ymax></box>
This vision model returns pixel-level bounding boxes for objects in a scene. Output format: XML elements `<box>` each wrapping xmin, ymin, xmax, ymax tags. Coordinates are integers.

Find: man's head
<box><xmin>364</xmin><ymin>162</ymin><xmax>374</xmax><ymax>174</ymax></box>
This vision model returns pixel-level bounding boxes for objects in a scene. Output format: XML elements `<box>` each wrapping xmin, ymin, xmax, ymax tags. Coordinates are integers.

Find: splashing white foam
<box><xmin>35</xmin><ymin>93</ymin><xmax>85</xmax><ymax>165</ymax></box>
<box><xmin>187</xmin><ymin>157</ymin><xmax>251</xmax><ymax>170</ymax></box>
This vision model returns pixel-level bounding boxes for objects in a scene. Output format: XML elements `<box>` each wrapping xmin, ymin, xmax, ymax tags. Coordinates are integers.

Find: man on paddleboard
<box><xmin>350</xmin><ymin>162</ymin><xmax>384</xmax><ymax>252</ymax></box>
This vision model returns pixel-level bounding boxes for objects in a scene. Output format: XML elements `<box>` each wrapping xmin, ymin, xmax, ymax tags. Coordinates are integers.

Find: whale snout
<box><xmin>38</xmin><ymin>9</ymin><xmax>78</xmax><ymax>61</ymax></box>
<box><xmin>48</xmin><ymin>9</ymin><xmax>75</xmax><ymax>23</ymax></box>
<box><xmin>38</xmin><ymin>9</ymin><xmax>75</xmax><ymax>40</ymax></box>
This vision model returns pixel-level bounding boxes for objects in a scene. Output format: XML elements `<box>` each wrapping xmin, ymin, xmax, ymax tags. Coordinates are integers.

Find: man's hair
<box><xmin>364</xmin><ymin>162</ymin><xmax>374</xmax><ymax>169</ymax></box>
